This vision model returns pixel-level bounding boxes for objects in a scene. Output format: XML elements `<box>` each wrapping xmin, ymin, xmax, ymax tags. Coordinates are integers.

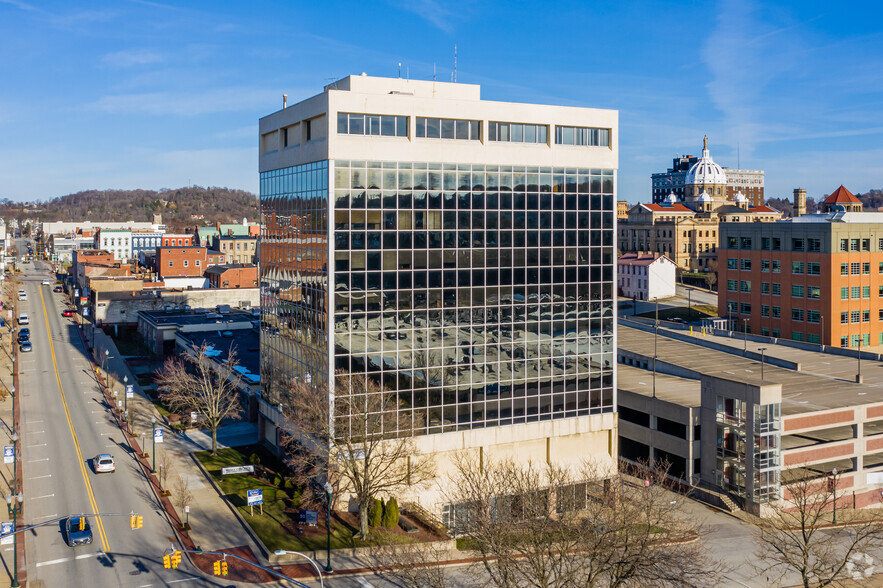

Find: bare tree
<box><xmin>285</xmin><ymin>373</ymin><xmax>436</xmax><ymax>540</ymax></box>
<box><xmin>704</xmin><ymin>259</ymin><xmax>718</xmax><ymax>291</ymax></box>
<box><xmin>157</xmin><ymin>447</ymin><xmax>174</xmax><ymax>493</ymax></box>
<box><xmin>751</xmin><ymin>469</ymin><xmax>883</xmax><ymax>587</ymax></box>
<box><xmin>433</xmin><ymin>454</ymin><xmax>723</xmax><ymax>588</ymax></box>
<box><xmin>370</xmin><ymin>530</ymin><xmax>453</xmax><ymax>588</ymax></box>
<box><xmin>154</xmin><ymin>342</ymin><xmax>243</xmax><ymax>455</ymax></box>
<box><xmin>173</xmin><ymin>472</ymin><xmax>194</xmax><ymax>515</ymax></box>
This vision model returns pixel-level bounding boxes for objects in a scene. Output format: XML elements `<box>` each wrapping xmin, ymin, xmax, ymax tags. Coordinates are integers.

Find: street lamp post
<box><xmin>323</xmin><ymin>481</ymin><xmax>333</xmax><ymax>572</ymax></box>
<box><xmin>6</xmin><ymin>492</ymin><xmax>23</xmax><ymax>587</ymax></box>
<box><xmin>758</xmin><ymin>347</ymin><xmax>767</xmax><ymax>380</ymax></box>
<box><xmin>103</xmin><ymin>349</ymin><xmax>109</xmax><ymax>387</ymax></box>
<box><xmin>151</xmin><ymin>416</ymin><xmax>157</xmax><ymax>473</ymax></box>
<box><xmin>857</xmin><ymin>339</ymin><xmax>863</xmax><ymax>383</ymax></box>
<box><xmin>123</xmin><ymin>376</ymin><xmax>129</xmax><ymax>428</ymax></box>
<box><xmin>831</xmin><ymin>468</ymin><xmax>838</xmax><ymax>524</ymax></box>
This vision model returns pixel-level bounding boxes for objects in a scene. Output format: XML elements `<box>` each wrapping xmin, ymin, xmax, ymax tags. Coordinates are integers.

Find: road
<box><xmin>13</xmin><ymin>256</ymin><xmax>214</xmax><ymax>586</ymax></box>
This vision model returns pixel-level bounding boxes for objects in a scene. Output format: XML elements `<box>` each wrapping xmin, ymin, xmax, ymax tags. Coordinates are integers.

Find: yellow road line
<box><xmin>39</xmin><ymin>287</ymin><xmax>110</xmax><ymax>552</ymax></box>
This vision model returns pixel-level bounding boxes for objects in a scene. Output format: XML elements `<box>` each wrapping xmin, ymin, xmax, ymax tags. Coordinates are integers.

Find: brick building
<box><xmin>211</xmin><ymin>234</ymin><xmax>257</xmax><ymax>265</ymax></box>
<box><xmin>204</xmin><ymin>264</ymin><xmax>258</xmax><ymax>289</ymax></box>
<box><xmin>162</xmin><ymin>234</ymin><xmax>193</xmax><ymax>247</ymax></box>
<box><xmin>719</xmin><ymin>205</ymin><xmax>883</xmax><ymax>349</ymax></box>
<box><xmin>156</xmin><ymin>246</ymin><xmax>226</xmax><ymax>279</ymax></box>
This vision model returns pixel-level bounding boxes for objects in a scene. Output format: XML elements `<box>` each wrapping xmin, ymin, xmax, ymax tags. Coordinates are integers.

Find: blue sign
<box><xmin>3</xmin><ymin>446</ymin><xmax>13</xmax><ymax>464</ymax></box>
<box><xmin>247</xmin><ymin>489</ymin><xmax>263</xmax><ymax>506</ymax></box>
<box><xmin>298</xmin><ymin>509</ymin><xmax>318</xmax><ymax>526</ymax></box>
<box><xmin>154</xmin><ymin>427</ymin><xmax>163</xmax><ymax>444</ymax></box>
<box><xmin>0</xmin><ymin>521</ymin><xmax>12</xmax><ymax>544</ymax></box>
<box><xmin>126</xmin><ymin>385</ymin><xmax>134</xmax><ymax>398</ymax></box>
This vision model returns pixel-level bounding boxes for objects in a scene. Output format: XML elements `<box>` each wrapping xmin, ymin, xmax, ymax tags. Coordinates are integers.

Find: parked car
<box><xmin>65</xmin><ymin>516</ymin><xmax>93</xmax><ymax>546</ymax></box>
<box><xmin>17</xmin><ymin>292</ymin><xmax>26</xmax><ymax>301</ymax></box>
<box><xmin>17</xmin><ymin>313</ymin><xmax>28</xmax><ymax>325</ymax></box>
<box><xmin>19</xmin><ymin>341</ymin><xmax>31</xmax><ymax>353</ymax></box>
<box><xmin>17</xmin><ymin>329</ymin><xmax>29</xmax><ymax>343</ymax></box>
<box><xmin>92</xmin><ymin>454</ymin><xmax>115</xmax><ymax>473</ymax></box>
<box><xmin>62</xmin><ymin>309</ymin><xmax>74</xmax><ymax>317</ymax></box>
<box><xmin>53</xmin><ymin>286</ymin><xmax>62</xmax><ymax>293</ymax></box>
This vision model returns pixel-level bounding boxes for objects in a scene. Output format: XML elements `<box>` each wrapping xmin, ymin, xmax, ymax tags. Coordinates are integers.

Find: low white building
<box><xmin>96</xmin><ymin>229</ymin><xmax>133</xmax><ymax>263</ymax></box>
<box><xmin>618</xmin><ymin>252</ymin><xmax>676</xmax><ymax>301</ymax></box>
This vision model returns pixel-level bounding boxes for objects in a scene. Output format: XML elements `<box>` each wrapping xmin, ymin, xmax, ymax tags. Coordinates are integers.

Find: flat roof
<box><xmin>139</xmin><ymin>308</ymin><xmax>257</xmax><ymax>327</ymax></box>
<box><xmin>617</xmin><ymin>364</ymin><xmax>701</xmax><ymax>407</ymax></box>
<box><xmin>618</xmin><ymin>323</ymin><xmax>883</xmax><ymax>416</ymax></box>
<box><xmin>178</xmin><ymin>329</ymin><xmax>260</xmax><ymax>380</ymax></box>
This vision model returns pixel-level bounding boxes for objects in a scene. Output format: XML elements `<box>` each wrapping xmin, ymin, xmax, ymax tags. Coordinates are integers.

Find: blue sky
<box><xmin>1</xmin><ymin>0</ymin><xmax>882</xmax><ymax>204</ymax></box>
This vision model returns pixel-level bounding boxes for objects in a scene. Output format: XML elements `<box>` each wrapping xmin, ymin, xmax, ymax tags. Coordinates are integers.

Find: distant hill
<box><xmin>3</xmin><ymin>187</ymin><xmax>258</xmax><ymax>233</ymax></box>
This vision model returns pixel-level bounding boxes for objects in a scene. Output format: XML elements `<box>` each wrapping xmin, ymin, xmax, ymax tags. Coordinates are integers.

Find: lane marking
<box><xmin>33</xmin><ymin>513</ymin><xmax>58</xmax><ymax>520</ymax></box>
<box><xmin>32</xmin><ymin>493</ymin><xmax>55</xmax><ymax>500</ymax></box>
<box><xmin>27</xmin><ymin>443</ymin><xmax>46</xmax><ymax>447</ymax></box>
<box><xmin>36</xmin><ymin>557</ymin><xmax>70</xmax><ymax>567</ymax></box>
<box><xmin>28</xmin><ymin>458</ymin><xmax>49</xmax><ymax>462</ymax></box>
<box><xmin>75</xmin><ymin>553</ymin><xmax>95</xmax><ymax>560</ymax></box>
<box><xmin>29</xmin><ymin>474</ymin><xmax>52</xmax><ymax>480</ymax></box>
<box><xmin>39</xmin><ymin>288</ymin><xmax>110</xmax><ymax>553</ymax></box>
<box><xmin>168</xmin><ymin>581</ymin><xmax>193</xmax><ymax>585</ymax></box>
<box><xmin>26</xmin><ymin>420</ymin><xmax>43</xmax><ymax>424</ymax></box>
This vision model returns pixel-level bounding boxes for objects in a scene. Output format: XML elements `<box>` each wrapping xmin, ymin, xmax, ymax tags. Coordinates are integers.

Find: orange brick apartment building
<box><xmin>719</xmin><ymin>200</ymin><xmax>883</xmax><ymax>350</ymax></box>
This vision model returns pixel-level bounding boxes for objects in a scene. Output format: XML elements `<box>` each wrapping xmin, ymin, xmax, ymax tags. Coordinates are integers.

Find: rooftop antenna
<box><xmin>282</xmin><ymin>94</ymin><xmax>287</xmax><ymax>109</ymax></box>
<box><xmin>453</xmin><ymin>44</ymin><xmax>457</xmax><ymax>83</ymax></box>
<box><xmin>397</xmin><ymin>62</ymin><xmax>402</xmax><ymax>78</ymax></box>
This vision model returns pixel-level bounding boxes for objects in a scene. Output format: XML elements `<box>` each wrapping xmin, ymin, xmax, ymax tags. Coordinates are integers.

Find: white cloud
<box><xmin>102</xmin><ymin>49</ymin><xmax>164</xmax><ymax>68</ymax></box>
<box><xmin>389</xmin><ymin>0</ymin><xmax>457</xmax><ymax>33</ymax></box>
<box><xmin>86</xmin><ymin>87</ymin><xmax>282</xmax><ymax>116</ymax></box>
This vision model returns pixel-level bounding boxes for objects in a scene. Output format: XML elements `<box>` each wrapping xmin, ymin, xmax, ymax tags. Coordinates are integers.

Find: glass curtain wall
<box><xmin>332</xmin><ymin>160</ymin><xmax>615</xmax><ymax>437</ymax></box>
<box><xmin>260</xmin><ymin>161</ymin><xmax>330</xmax><ymax>412</ymax></box>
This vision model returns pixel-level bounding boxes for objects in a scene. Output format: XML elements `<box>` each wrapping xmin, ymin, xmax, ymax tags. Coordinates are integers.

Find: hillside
<box><xmin>3</xmin><ymin>187</ymin><xmax>258</xmax><ymax>232</ymax></box>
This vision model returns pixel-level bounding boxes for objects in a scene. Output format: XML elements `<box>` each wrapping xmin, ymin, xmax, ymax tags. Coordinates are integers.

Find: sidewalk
<box><xmin>85</xmin><ymin>324</ymin><xmax>393</xmax><ymax>584</ymax></box>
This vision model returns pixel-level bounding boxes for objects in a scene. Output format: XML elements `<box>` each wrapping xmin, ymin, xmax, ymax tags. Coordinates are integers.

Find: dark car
<box><xmin>66</xmin><ymin>516</ymin><xmax>93</xmax><ymax>546</ymax></box>
<box><xmin>53</xmin><ymin>286</ymin><xmax>62</xmax><ymax>292</ymax></box>
<box><xmin>17</xmin><ymin>329</ymin><xmax>29</xmax><ymax>343</ymax></box>
<box><xmin>19</xmin><ymin>341</ymin><xmax>31</xmax><ymax>353</ymax></box>
<box><xmin>62</xmin><ymin>309</ymin><xmax>74</xmax><ymax>317</ymax></box>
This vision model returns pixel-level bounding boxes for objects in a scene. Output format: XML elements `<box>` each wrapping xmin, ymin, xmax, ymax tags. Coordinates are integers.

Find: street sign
<box><xmin>184</xmin><ymin>505</ymin><xmax>190</xmax><ymax>513</ymax></box>
<box><xmin>221</xmin><ymin>465</ymin><xmax>255</xmax><ymax>475</ymax></box>
<box><xmin>0</xmin><ymin>521</ymin><xmax>12</xmax><ymax>545</ymax></box>
<box><xmin>247</xmin><ymin>489</ymin><xmax>263</xmax><ymax>505</ymax></box>
<box><xmin>299</xmin><ymin>509</ymin><xmax>319</xmax><ymax>526</ymax></box>
<box><xmin>154</xmin><ymin>427</ymin><xmax>164</xmax><ymax>444</ymax></box>
<box><xmin>3</xmin><ymin>446</ymin><xmax>13</xmax><ymax>464</ymax></box>
<box><xmin>126</xmin><ymin>385</ymin><xmax>134</xmax><ymax>398</ymax></box>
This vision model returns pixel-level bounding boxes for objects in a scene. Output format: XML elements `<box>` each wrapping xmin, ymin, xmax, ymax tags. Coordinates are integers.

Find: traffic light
<box><xmin>171</xmin><ymin>551</ymin><xmax>182</xmax><ymax>569</ymax></box>
<box><xmin>221</xmin><ymin>561</ymin><xmax>228</xmax><ymax>576</ymax></box>
<box><xmin>163</xmin><ymin>555</ymin><xmax>171</xmax><ymax>569</ymax></box>
<box><xmin>213</xmin><ymin>561</ymin><xmax>221</xmax><ymax>575</ymax></box>
<box><xmin>130</xmin><ymin>514</ymin><xmax>143</xmax><ymax>529</ymax></box>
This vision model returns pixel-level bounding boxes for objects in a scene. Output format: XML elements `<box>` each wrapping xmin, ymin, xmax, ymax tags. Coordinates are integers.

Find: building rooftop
<box><xmin>177</xmin><ymin>328</ymin><xmax>260</xmax><ymax>382</ymax></box>
<box><xmin>139</xmin><ymin>308</ymin><xmax>258</xmax><ymax>327</ymax></box>
<box><xmin>203</xmin><ymin>264</ymin><xmax>256</xmax><ymax>276</ymax></box>
<box><xmin>618</xmin><ymin>322</ymin><xmax>883</xmax><ymax>416</ymax></box>
<box><xmin>823</xmin><ymin>185</ymin><xmax>861</xmax><ymax>205</ymax></box>
<box><xmin>618</xmin><ymin>253</ymin><xmax>665</xmax><ymax>266</ymax></box>
<box><xmin>617</xmin><ymin>363</ymin><xmax>701</xmax><ymax>407</ymax></box>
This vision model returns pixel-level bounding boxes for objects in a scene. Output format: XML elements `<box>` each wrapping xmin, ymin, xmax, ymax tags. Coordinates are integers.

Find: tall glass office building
<box><xmin>259</xmin><ymin>75</ymin><xmax>619</xmax><ymax>508</ymax></box>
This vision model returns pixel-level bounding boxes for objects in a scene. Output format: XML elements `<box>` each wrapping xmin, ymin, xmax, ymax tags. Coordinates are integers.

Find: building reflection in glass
<box><xmin>261</xmin><ymin>159</ymin><xmax>615</xmax><ymax>438</ymax></box>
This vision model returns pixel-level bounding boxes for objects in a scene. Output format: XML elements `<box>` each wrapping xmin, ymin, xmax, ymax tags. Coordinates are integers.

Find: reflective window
<box><xmin>338</xmin><ymin>113</ymin><xmax>408</xmax><ymax>137</ymax></box>
<box><xmin>554</xmin><ymin>125</ymin><xmax>610</xmax><ymax>147</ymax></box>
<box><xmin>488</xmin><ymin>122</ymin><xmax>549</xmax><ymax>144</ymax></box>
<box><xmin>416</xmin><ymin>118</ymin><xmax>481</xmax><ymax>141</ymax></box>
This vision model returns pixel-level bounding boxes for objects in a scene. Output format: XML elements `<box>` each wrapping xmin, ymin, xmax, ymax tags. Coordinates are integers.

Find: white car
<box><xmin>17</xmin><ymin>292</ymin><xmax>26</xmax><ymax>301</ymax></box>
<box><xmin>17</xmin><ymin>313</ymin><xmax>28</xmax><ymax>325</ymax></box>
<box><xmin>93</xmin><ymin>454</ymin><xmax>115</xmax><ymax>473</ymax></box>
<box><xmin>41</xmin><ymin>280</ymin><xmax>51</xmax><ymax>285</ymax></box>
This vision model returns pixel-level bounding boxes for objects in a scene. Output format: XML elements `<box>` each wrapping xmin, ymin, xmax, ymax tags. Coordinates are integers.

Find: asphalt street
<box><xmin>13</xmin><ymin>256</ymin><xmax>215</xmax><ymax>587</ymax></box>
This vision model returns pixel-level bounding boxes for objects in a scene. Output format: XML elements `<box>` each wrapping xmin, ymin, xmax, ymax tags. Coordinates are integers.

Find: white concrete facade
<box><xmin>97</xmin><ymin>229</ymin><xmax>133</xmax><ymax>262</ymax></box>
<box><xmin>618</xmin><ymin>253</ymin><xmax>676</xmax><ymax>301</ymax></box>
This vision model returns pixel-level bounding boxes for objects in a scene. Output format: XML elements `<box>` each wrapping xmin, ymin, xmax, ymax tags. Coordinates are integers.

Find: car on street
<box><xmin>668</xmin><ymin>317</ymin><xmax>687</xmax><ymax>324</ymax></box>
<box><xmin>62</xmin><ymin>309</ymin><xmax>74</xmax><ymax>317</ymax></box>
<box><xmin>17</xmin><ymin>292</ymin><xmax>26</xmax><ymax>301</ymax></box>
<box><xmin>19</xmin><ymin>341</ymin><xmax>31</xmax><ymax>353</ymax></box>
<box><xmin>53</xmin><ymin>286</ymin><xmax>62</xmax><ymax>292</ymax></box>
<box><xmin>17</xmin><ymin>313</ymin><xmax>28</xmax><ymax>325</ymax></box>
<box><xmin>65</xmin><ymin>516</ymin><xmax>93</xmax><ymax>546</ymax></box>
<box><xmin>17</xmin><ymin>329</ymin><xmax>29</xmax><ymax>343</ymax></box>
<box><xmin>93</xmin><ymin>454</ymin><xmax>115</xmax><ymax>473</ymax></box>
<box><xmin>41</xmin><ymin>279</ymin><xmax>50</xmax><ymax>285</ymax></box>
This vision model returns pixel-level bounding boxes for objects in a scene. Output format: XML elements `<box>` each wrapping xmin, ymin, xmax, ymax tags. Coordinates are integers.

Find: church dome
<box><xmin>733</xmin><ymin>190</ymin><xmax>748</xmax><ymax>203</ymax></box>
<box><xmin>666</xmin><ymin>191</ymin><xmax>678</xmax><ymax>203</ymax></box>
<box><xmin>686</xmin><ymin>136</ymin><xmax>727</xmax><ymax>186</ymax></box>
<box><xmin>697</xmin><ymin>190</ymin><xmax>713</xmax><ymax>202</ymax></box>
